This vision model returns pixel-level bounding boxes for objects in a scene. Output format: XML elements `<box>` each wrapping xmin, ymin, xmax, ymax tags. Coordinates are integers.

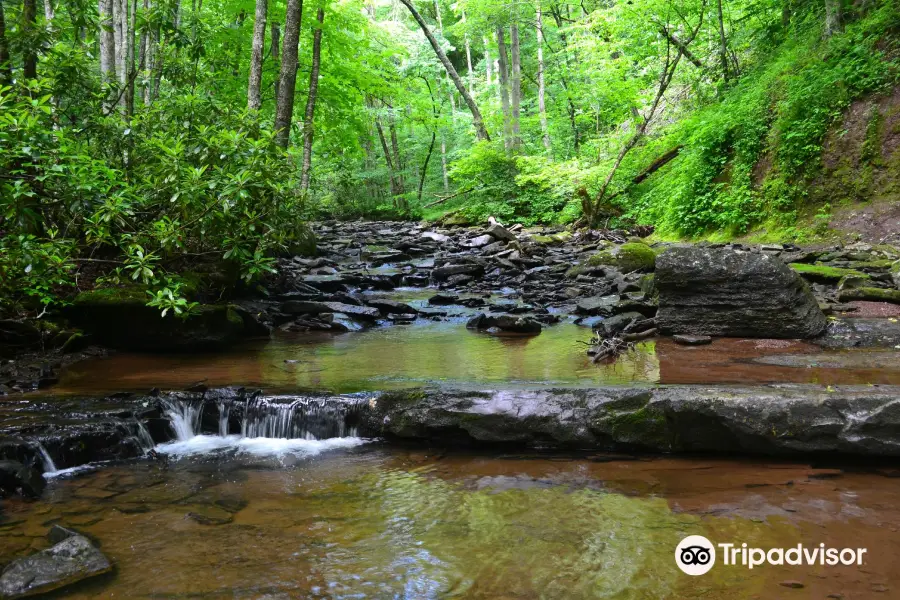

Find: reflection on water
<box><xmin>1</xmin><ymin>449</ymin><xmax>899</xmax><ymax>599</ymax></box>
<box><xmin>53</xmin><ymin>321</ymin><xmax>900</xmax><ymax>395</ymax></box>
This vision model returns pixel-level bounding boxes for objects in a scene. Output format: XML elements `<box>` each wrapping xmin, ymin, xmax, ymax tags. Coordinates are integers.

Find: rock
<box><xmin>587</xmin><ymin>242</ymin><xmax>657</xmax><ymax>272</ymax></box>
<box><xmin>575</xmin><ymin>295</ymin><xmax>620</xmax><ymax>316</ymax></box>
<box><xmin>789</xmin><ymin>263</ymin><xmax>869</xmax><ymax>283</ymax></box>
<box><xmin>672</xmin><ymin>334</ymin><xmax>712</xmax><ymax>346</ymax></box>
<box><xmin>837</xmin><ymin>287</ymin><xmax>900</xmax><ymax>305</ymax></box>
<box><xmin>0</xmin><ymin>460</ymin><xmax>45</xmax><ymax>498</ymax></box>
<box><xmin>656</xmin><ymin>247</ymin><xmax>827</xmax><ymax>338</ymax></box>
<box><xmin>359</xmin><ymin>384</ymin><xmax>900</xmax><ymax>456</ymax></box>
<box><xmin>779</xmin><ymin>581</ymin><xmax>805</xmax><ymax>589</ymax></box>
<box><xmin>0</xmin><ymin>320</ymin><xmax>42</xmax><ymax>350</ymax></box>
<box><xmin>329</xmin><ymin>314</ymin><xmax>365</xmax><ymax>332</ymax></box>
<box><xmin>432</xmin><ymin>264</ymin><xmax>485</xmax><ymax>281</ymax></box>
<box><xmin>486</xmin><ymin>223</ymin><xmax>517</xmax><ymax>242</ymax></box>
<box><xmin>364</xmin><ymin>299</ymin><xmax>417</xmax><ymax>315</ymax></box>
<box><xmin>529</xmin><ymin>231</ymin><xmax>573</xmax><ymax>245</ymax></box>
<box><xmin>892</xmin><ymin>260</ymin><xmax>900</xmax><ymax>288</ymax></box>
<box><xmin>427</xmin><ymin>293</ymin><xmax>459</xmax><ymax>305</ymax></box>
<box><xmin>420</xmin><ymin>231</ymin><xmax>450</xmax><ymax>243</ymax></box>
<box><xmin>461</xmin><ymin>234</ymin><xmax>494</xmax><ymax>248</ymax></box>
<box><xmin>466</xmin><ymin>314</ymin><xmax>542</xmax><ymax>335</ymax></box>
<box><xmin>0</xmin><ymin>534</ymin><xmax>112</xmax><ymax>598</ymax></box>
<box><xmin>281</xmin><ymin>301</ymin><xmax>380</xmax><ymax>320</ymax></box>
<box><xmin>68</xmin><ymin>288</ymin><xmax>253</xmax><ymax>351</ymax></box>
<box><xmin>593</xmin><ymin>312</ymin><xmax>644</xmax><ymax>338</ymax></box>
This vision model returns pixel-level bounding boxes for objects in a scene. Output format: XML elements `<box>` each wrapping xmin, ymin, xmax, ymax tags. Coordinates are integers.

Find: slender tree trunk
<box><xmin>173</xmin><ymin>0</ymin><xmax>181</xmax><ymax>29</ymax></box>
<box><xmin>716</xmin><ymin>0</ymin><xmax>729</xmax><ymax>81</ymax></box>
<box><xmin>389</xmin><ymin>119</ymin><xmax>405</xmax><ymax>194</ymax></box>
<box><xmin>274</xmin><ymin>0</ymin><xmax>303</xmax><ymax>148</ymax></box>
<box><xmin>440</xmin><ymin>135</ymin><xmax>449</xmax><ymax>192</ymax></box>
<box><xmin>433</xmin><ymin>0</ymin><xmax>442</xmax><ymax>31</ymax></box>
<box><xmin>550</xmin><ymin>6</ymin><xmax>579</xmax><ymax>151</ymax></box>
<box><xmin>139</xmin><ymin>0</ymin><xmax>150</xmax><ymax>104</ymax></box>
<box><xmin>124</xmin><ymin>0</ymin><xmax>137</xmax><ymax>116</ymax></box>
<box><xmin>398</xmin><ymin>0</ymin><xmax>490</xmax><ymax>141</ymax></box>
<box><xmin>375</xmin><ymin>119</ymin><xmax>400</xmax><ymax>198</ymax></box>
<box><xmin>43</xmin><ymin>0</ymin><xmax>55</xmax><ymax>25</ymax></box>
<box><xmin>418</xmin><ymin>130</ymin><xmax>436</xmax><ymax>202</ymax></box>
<box><xmin>247</xmin><ymin>0</ymin><xmax>267</xmax><ymax>111</ymax></box>
<box><xmin>113</xmin><ymin>0</ymin><xmax>125</xmax><ymax>83</ymax></box>
<box><xmin>824</xmin><ymin>0</ymin><xmax>842</xmax><ymax>36</ymax></box>
<box><xmin>496</xmin><ymin>26</ymin><xmax>512</xmax><ymax>148</ymax></box>
<box><xmin>271</xmin><ymin>22</ymin><xmax>280</xmax><ymax>100</ymax></box>
<box><xmin>462</xmin><ymin>10</ymin><xmax>473</xmax><ymax>95</ymax></box>
<box><xmin>535</xmin><ymin>6</ymin><xmax>551</xmax><ymax>151</ymax></box>
<box><xmin>0</xmin><ymin>1</ymin><xmax>11</xmax><ymax>84</ymax></box>
<box><xmin>483</xmin><ymin>35</ymin><xmax>491</xmax><ymax>85</ymax></box>
<box><xmin>23</xmin><ymin>0</ymin><xmax>38</xmax><ymax>79</ymax></box>
<box><xmin>99</xmin><ymin>0</ymin><xmax>116</xmax><ymax>89</ymax></box>
<box><xmin>299</xmin><ymin>7</ymin><xmax>324</xmax><ymax>192</ymax></box>
<box><xmin>510</xmin><ymin>22</ymin><xmax>521</xmax><ymax>150</ymax></box>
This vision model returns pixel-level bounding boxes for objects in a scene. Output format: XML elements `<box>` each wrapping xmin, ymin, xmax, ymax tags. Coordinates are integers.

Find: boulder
<box><xmin>461</xmin><ymin>234</ymin><xmax>494</xmax><ymax>248</ymax></box>
<box><xmin>0</xmin><ymin>460</ymin><xmax>45</xmax><ymax>498</ymax></box>
<box><xmin>68</xmin><ymin>288</ymin><xmax>255</xmax><ymax>351</ymax></box>
<box><xmin>575</xmin><ymin>295</ymin><xmax>619</xmax><ymax>317</ymax></box>
<box><xmin>593</xmin><ymin>312</ymin><xmax>644</xmax><ymax>338</ymax></box>
<box><xmin>466</xmin><ymin>314</ymin><xmax>542</xmax><ymax>335</ymax></box>
<box><xmin>486</xmin><ymin>223</ymin><xmax>517</xmax><ymax>242</ymax></box>
<box><xmin>0</xmin><ymin>534</ymin><xmax>112</xmax><ymax>598</ymax></box>
<box><xmin>656</xmin><ymin>247</ymin><xmax>827</xmax><ymax>338</ymax></box>
<box><xmin>420</xmin><ymin>231</ymin><xmax>450</xmax><ymax>243</ymax></box>
<box><xmin>364</xmin><ymin>299</ymin><xmax>417</xmax><ymax>315</ymax></box>
<box><xmin>281</xmin><ymin>301</ymin><xmax>380</xmax><ymax>320</ymax></box>
<box><xmin>431</xmin><ymin>264</ymin><xmax>485</xmax><ymax>281</ymax></box>
<box><xmin>587</xmin><ymin>242</ymin><xmax>656</xmax><ymax>273</ymax></box>
<box><xmin>892</xmin><ymin>260</ymin><xmax>900</xmax><ymax>289</ymax></box>
<box><xmin>837</xmin><ymin>287</ymin><xmax>900</xmax><ymax>305</ymax></box>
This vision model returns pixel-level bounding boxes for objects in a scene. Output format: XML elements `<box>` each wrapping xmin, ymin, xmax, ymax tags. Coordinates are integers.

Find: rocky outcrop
<box><xmin>361</xmin><ymin>385</ymin><xmax>900</xmax><ymax>456</ymax></box>
<box><xmin>0</xmin><ymin>533</ymin><xmax>112</xmax><ymax>598</ymax></box>
<box><xmin>656</xmin><ymin>247</ymin><xmax>827</xmax><ymax>338</ymax></box>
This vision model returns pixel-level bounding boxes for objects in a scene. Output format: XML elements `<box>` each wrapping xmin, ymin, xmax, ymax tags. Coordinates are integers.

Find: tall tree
<box><xmin>398</xmin><ymin>0</ymin><xmax>490</xmax><ymax>141</ymax></box>
<box><xmin>824</xmin><ymin>0</ymin><xmax>842</xmax><ymax>36</ymax></box>
<box><xmin>496</xmin><ymin>26</ymin><xmax>512</xmax><ymax>148</ymax></box>
<box><xmin>271</xmin><ymin>21</ymin><xmax>280</xmax><ymax>100</ymax></box>
<box><xmin>716</xmin><ymin>0</ymin><xmax>729</xmax><ymax>81</ymax></box>
<box><xmin>247</xmin><ymin>0</ymin><xmax>267</xmax><ymax>111</ymax></box>
<box><xmin>23</xmin><ymin>0</ymin><xmax>38</xmax><ymax>79</ymax></box>
<box><xmin>43</xmin><ymin>0</ymin><xmax>54</xmax><ymax>25</ymax></box>
<box><xmin>536</xmin><ymin>1</ymin><xmax>550</xmax><ymax>151</ymax></box>
<box><xmin>482</xmin><ymin>35</ymin><xmax>491</xmax><ymax>85</ymax></box>
<box><xmin>0</xmin><ymin>0</ymin><xmax>10</xmax><ymax>84</ymax></box>
<box><xmin>462</xmin><ymin>10</ymin><xmax>473</xmax><ymax>95</ymax></box>
<box><xmin>274</xmin><ymin>0</ymin><xmax>304</xmax><ymax>148</ymax></box>
<box><xmin>509</xmin><ymin>22</ymin><xmax>521</xmax><ymax>149</ymax></box>
<box><xmin>300</xmin><ymin>7</ymin><xmax>324</xmax><ymax>192</ymax></box>
<box><xmin>99</xmin><ymin>0</ymin><xmax>117</xmax><ymax>89</ymax></box>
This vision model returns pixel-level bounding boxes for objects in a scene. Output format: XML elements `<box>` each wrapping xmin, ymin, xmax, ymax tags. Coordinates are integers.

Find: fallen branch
<box><xmin>632</xmin><ymin>146</ymin><xmax>683</xmax><ymax>185</ymax></box>
<box><xmin>424</xmin><ymin>186</ymin><xmax>476</xmax><ymax>208</ymax></box>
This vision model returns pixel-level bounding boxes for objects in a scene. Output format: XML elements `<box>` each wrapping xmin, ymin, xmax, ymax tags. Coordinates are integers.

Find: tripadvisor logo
<box><xmin>675</xmin><ymin>535</ymin><xmax>868</xmax><ymax>576</ymax></box>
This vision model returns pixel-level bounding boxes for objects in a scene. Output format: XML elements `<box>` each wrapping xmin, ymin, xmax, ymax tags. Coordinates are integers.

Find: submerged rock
<box><xmin>0</xmin><ymin>534</ymin><xmax>112</xmax><ymax>598</ymax></box>
<box><xmin>656</xmin><ymin>247</ymin><xmax>827</xmax><ymax>338</ymax></box>
<box><xmin>672</xmin><ymin>334</ymin><xmax>712</xmax><ymax>346</ymax></box>
<box><xmin>466</xmin><ymin>313</ymin><xmax>542</xmax><ymax>335</ymax></box>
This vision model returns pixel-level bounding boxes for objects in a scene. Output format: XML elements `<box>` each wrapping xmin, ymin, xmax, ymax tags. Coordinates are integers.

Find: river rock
<box><xmin>432</xmin><ymin>264</ymin><xmax>485</xmax><ymax>281</ymax></box>
<box><xmin>0</xmin><ymin>534</ymin><xmax>112</xmax><ymax>598</ymax></box>
<box><xmin>420</xmin><ymin>231</ymin><xmax>450</xmax><ymax>243</ymax></box>
<box><xmin>461</xmin><ymin>235</ymin><xmax>494</xmax><ymax>248</ymax></box>
<box><xmin>281</xmin><ymin>301</ymin><xmax>379</xmax><ymax>320</ymax></box>
<box><xmin>486</xmin><ymin>223</ymin><xmax>517</xmax><ymax>242</ymax></box>
<box><xmin>466</xmin><ymin>314</ymin><xmax>542</xmax><ymax>334</ymax></box>
<box><xmin>0</xmin><ymin>460</ymin><xmax>45</xmax><ymax>498</ymax></box>
<box><xmin>673</xmin><ymin>334</ymin><xmax>712</xmax><ymax>346</ymax></box>
<box><xmin>575</xmin><ymin>295</ymin><xmax>619</xmax><ymax>316</ymax></box>
<box><xmin>656</xmin><ymin>247</ymin><xmax>827</xmax><ymax>338</ymax></box>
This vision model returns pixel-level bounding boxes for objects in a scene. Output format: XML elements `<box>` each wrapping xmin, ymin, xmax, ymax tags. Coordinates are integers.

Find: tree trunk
<box><xmin>418</xmin><ymin>130</ymin><xmax>436</xmax><ymax>202</ymax></box>
<box><xmin>510</xmin><ymin>23</ymin><xmax>521</xmax><ymax>149</ymax></box>
<box><xmin>496</xmin><ymin>26</ymin><xmax>512</xmax><ymax>148</ymax></box>
<box><xmin>375</xmin><ymin>119</ymin><xmax>400</xmax><ymax>199</ymax></box>
<box><xmin>483</xmin><ymin>35</ymin><xmax>491</xmax><ymax>85</ymax></box>
<box><xmin>23</xmin><ymin>0</ymin><xmax>38</xmax><ymax>79</ymax></box>
<box><xmin>536</xmin><ymin>1</ymin><xmax>550</xmax><ymax>151</ymax></box>
<box><xmin>124</xmin><ymin>0</ymin><xmax>137</xmax><ymax>117</ymax></box>
<box><xmin>433</xmin><ymin>0</ymin><xmax>442</xmax><ymax>31</ymax></box>
<box><xmin>824</xmin><ymin>0</ymin><xmax>842</xmax><ymax>36</ymax></box>
<box><xmin>462</xmin><ymin>11</ymin><xmax>473</xmax><ymax>95</ymax></box>
<box><xmin>299</xmin><ymin>7</ymin><xmax>324</xmax><ymax>192</ymax></box>
<box><xmin>271</xmin><ymin>21</ymin><xmax>280</xmax><ymax>100</ymax></box>
<box><xmin>247</xmin><ymin>0</ymin><xmax>267</xmax><ymax>111</ymax></box>
<box><xmin>440</xmin><ymin>135</ymin><xmax>449</xmax><ymax>192</ymax></box>
<box><xmin>274</xmin><ymin>0</ymin><xmax>304</xmax><ymax>148</ymax></box>
<box><xmin>398</xmin><ymin>0</ymin><xmax>490</xmax><ymax>141</ymax></box>
<box><xmin>0</xmin><ymin>1</ymin><xmax>11</xmax><ymax>84</ymax></box>
<box><xmin>389</xmin><ymin>119</ymin><xmax>405</xmax><ymax>193</ymax></box>
<box><xmin>716</xmin><ymin>0</ymin><xmax>729</xmax><ymax>82</ymax></box>
<box><xmin>99</xmin><ymin>0</ymin><xmax>116</xmax><ymax>89</ymax></box>
<box><xmin>113</xmin><ymin>0</ymin><xmax>125</xmax><ymax>83</ymax></box>
<box><xmin>43</xmin><ymin>0</ymin><xmax>55</xmax><ymax>25</ymax></box>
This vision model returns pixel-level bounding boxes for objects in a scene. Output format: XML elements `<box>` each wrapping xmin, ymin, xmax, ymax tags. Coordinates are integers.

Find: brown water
<box><xmin>51</xmin><ymin>321</ymin><xmax>900</xmax><ymax>395</ymax></box>
<box><xmin>2</xmin><ymin>448</ymin><xmax>899</xmax><ymax>598</ymax></box>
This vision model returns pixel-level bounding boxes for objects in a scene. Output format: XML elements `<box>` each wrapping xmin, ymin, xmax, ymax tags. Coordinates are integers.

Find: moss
<box><xmin>602</xmin><ymin>406</ymin><xmax>669</xmax><ymax>448</ymax></box>
<box><xmin>288</xmin><ymin>223</ymin><xmax>318</xmax><ymax>257</ymax></box>
<box><xmin>639</xmin><ymin>274</ymin><xmax>657</xmax><ymax>298</ymax></box>
<box><xmin>837</xmin><ymin>287</ymin><xmax>900</xmax><ymax>304</ymax></box>
<box><xmin>587</xmin><ymin>242</ymin><xmax>656</xmax><ymax>272</ymax></box>
<box><xmin>849</xmin><ymin>259</ymin><xmax>895</xmax><ymax>270</ymax></box>
<box><xmin>531</xmin><ymin>231</ymin><xmax>573</xmax><ymax>245</ymax></box>
<box><xmin>789</xmin><ymin>262</ymin><xmax>869</xmax><ymax>282</ymax></box>
<box><xmin>72</xmin><ymin>286</ymin><xmax>147</xmax><ymax>306</ymax></box>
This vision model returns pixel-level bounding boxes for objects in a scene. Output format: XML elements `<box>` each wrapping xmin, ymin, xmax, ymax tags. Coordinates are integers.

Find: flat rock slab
<box><xmin>281</xmin><ymin>301</ymin><xmax>379</xmax><ymax>320</ymax></box>
<box><xmin>0</xmin><ymin>535</ymin><xmax>112</xmax><ymax>598</ymax></box>
<box><xmin>656</xmin><ymin>247</ymin><xmax>827</xmax><ymax>338</ymax></box>
<box><xmin>673</xmin><ymin>334</ymin><xmax>712</xmax><ymax>345</ymax></box>
<box><xmin>361</xmin><ymin>384</ymin><xmax>900</xmax><ymax>456</ymax></box>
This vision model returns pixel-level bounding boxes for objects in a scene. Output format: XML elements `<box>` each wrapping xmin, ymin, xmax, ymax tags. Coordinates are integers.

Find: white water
<box><xmin>35</xmin><ymin>442</ymin><xmax>57</xmax><ymax>474</ymax></box>
<box><xmin>161</xmin><ymin>398</ymin><xmax>203</xmax><ymax>441</ymax></box>
<box><xmin>155</xmin><ymin>434</ymin><xmax>367</xmax><ymax>459</ymax></box>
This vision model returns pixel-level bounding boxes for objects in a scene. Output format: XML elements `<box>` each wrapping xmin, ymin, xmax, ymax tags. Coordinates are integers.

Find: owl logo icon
<box><xmin>675</xmin><ymin>535</ymin><xmax>716</xmax><ymax>575</ymax></box>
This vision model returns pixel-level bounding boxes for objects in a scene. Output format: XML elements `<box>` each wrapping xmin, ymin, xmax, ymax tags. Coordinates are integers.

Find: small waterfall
<box><xmin>217</xmin><ymin>401</ymin><xmax>231</xmax><ymax>437</ymax></box>
<box><xmin>34</xmin><ymin>442</ymin><xmax>57</xmax><ymax>474</ymax></box>
<box><xmin>161</xmin><ymin>398</ymin><xmax>203</xmax><ymax>441</ymax></box>
<box><xmin>241</xmin><ymin>396</ymin><xmax>359</xmax><ymax>440</ymax></box>
<box><xmin>132</xmin><ymin>419</ymin><xmax>156</xmax><ymax>452</ymax></box>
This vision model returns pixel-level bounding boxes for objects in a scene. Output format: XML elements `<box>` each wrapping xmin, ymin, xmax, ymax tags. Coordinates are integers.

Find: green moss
<box><xmin>531</xmin><ymin>231</ymin><xmax>573</xmax><ymax>245</ymax></box>
<box><xmin>602</xmin><ymin>407</ymin><xmax>669</xmax><ymax>448</ymax></box>
<box><xmin>587</xmin><ymin>242</ymin><xmax>656</xmax><ymax>272</ymax></box>
<box><xmin>789</xmin><ymin>263</ymin><xmax>869</xmax><ymax>282</ymax></box>
<box><xmin>73</xmin><ymin>286</ymin><xmax>147</xmax><ymax>306</ymax></box>
<box><xmin>837</xmin><ymin>287</ymin><xmax>900</xmax><ymax>304</ymax></box>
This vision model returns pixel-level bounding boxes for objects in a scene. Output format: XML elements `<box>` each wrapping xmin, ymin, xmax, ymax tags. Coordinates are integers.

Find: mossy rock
<box><xmin>69</xmin><ymin>287</ymin><xmax>258</xmax><ymax>351</ymax></box>
<box><xmin>530</xmin><ymin>231</ymin><xmax>573</xmax><ymax>245</ymax></box>
<box><xmin>587</xmin><ymin>242</ymin><xmax>656</xmax><ymax>272</ymax></box>
<box><xmin>837</xmin><ymin>287</ymin><xmax>900</xmax><ymax>305</ymax></box>
<box><xmin>288</xmin><ymin>223</ymin><xmax>318</xmax><ymax>257</ymax></box>
<box><xmin>892</xmin><ymin>260</ymin><xmax>900</xmax><ymax>289</ymax></box>
<box><xmin>639</xmin><ymin>274</ymin><xmax>657</xmax><ymax>298</ymax></box>
<box><xmin>789</xmin><ymin>263</ymin><xmax>870</xmax><ymax>283</ymax></box>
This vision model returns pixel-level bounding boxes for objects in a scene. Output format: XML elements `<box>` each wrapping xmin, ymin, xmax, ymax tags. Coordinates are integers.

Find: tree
<box><xmin>247</xmin><ymin>0</ymin><xmax>267</xmax><ymax>111</ymax></box>
<box><xmin>0</xmin><ymin>0</ymin><xmax>11</xmax><ymax>84</ymax></box>
<box><xmin>300</xmin><ymin>7</ymin><xmax>324</xmax><ymax>192</ymax></box>
<box><xmin>536</xmin><ymin>1</ymin><xmax>550</xmax><ymax>151</ymax></box>
<box><xmin>509</xmin><ymin>22</ymin><xmax>521</xmax><ymax>149</ymax></box>
<box><xmin>23</xmin><ymin>0</ymin><xmax>38</xmax><ymax>79</ymax></box>
<box><xmin>496</xmin><ymin>26</ymin><xmax>512</xmax><ymax>147</ymax></box>
<box><xmin>274</xmin><ymin>0</ymin><xmax>304</xmax><ymax>148</ymax></box>
<box><xmin>99</xmin><ymin>0</ymin><xmax>117</xmax><ymax>90</ymax></box>
<box><xmin>398</xmin><ymin>0</ymin><xmax>490</xmax><ymax>141</ymax></box>
<box><xmin>824</xmin><ymin>0</ymin><xmax>842</xmax><ymax>36</ymax></box>
<box><xmin>716</xmin><ymin>0</ymin><xmax>730</xmax><ymax>81</ymax></box>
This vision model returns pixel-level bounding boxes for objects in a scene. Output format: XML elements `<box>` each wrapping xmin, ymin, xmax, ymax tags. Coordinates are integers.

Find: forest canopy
<box><xmin>0</xmin><ymin>0</ymin><xmax>898</xmax><ymax>316</ymax></box>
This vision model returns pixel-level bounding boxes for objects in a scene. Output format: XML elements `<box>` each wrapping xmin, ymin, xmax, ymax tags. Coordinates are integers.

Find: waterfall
<box><xmin>34</xmin><ymin>442</ymin><xmax>57</xmax><ymax>474</ymax></box>
<box><xmin>161</xmin><ymin>397</ymin><xmax>203</xmax><ymax>441</ymax></box>
<box><xmin>217</xmin><ymin>400</ymin><xmax>231</xmax><ymax>437</ymax></box>
<box><xmin>132</xmin><ymin>419</ymin><xmax>156</xmax><ymax>451</ymax></box>
<box><xmin>241</xmin><ymin>396</ymin><xmax>359</xmax><ymax>440</ymax></box>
